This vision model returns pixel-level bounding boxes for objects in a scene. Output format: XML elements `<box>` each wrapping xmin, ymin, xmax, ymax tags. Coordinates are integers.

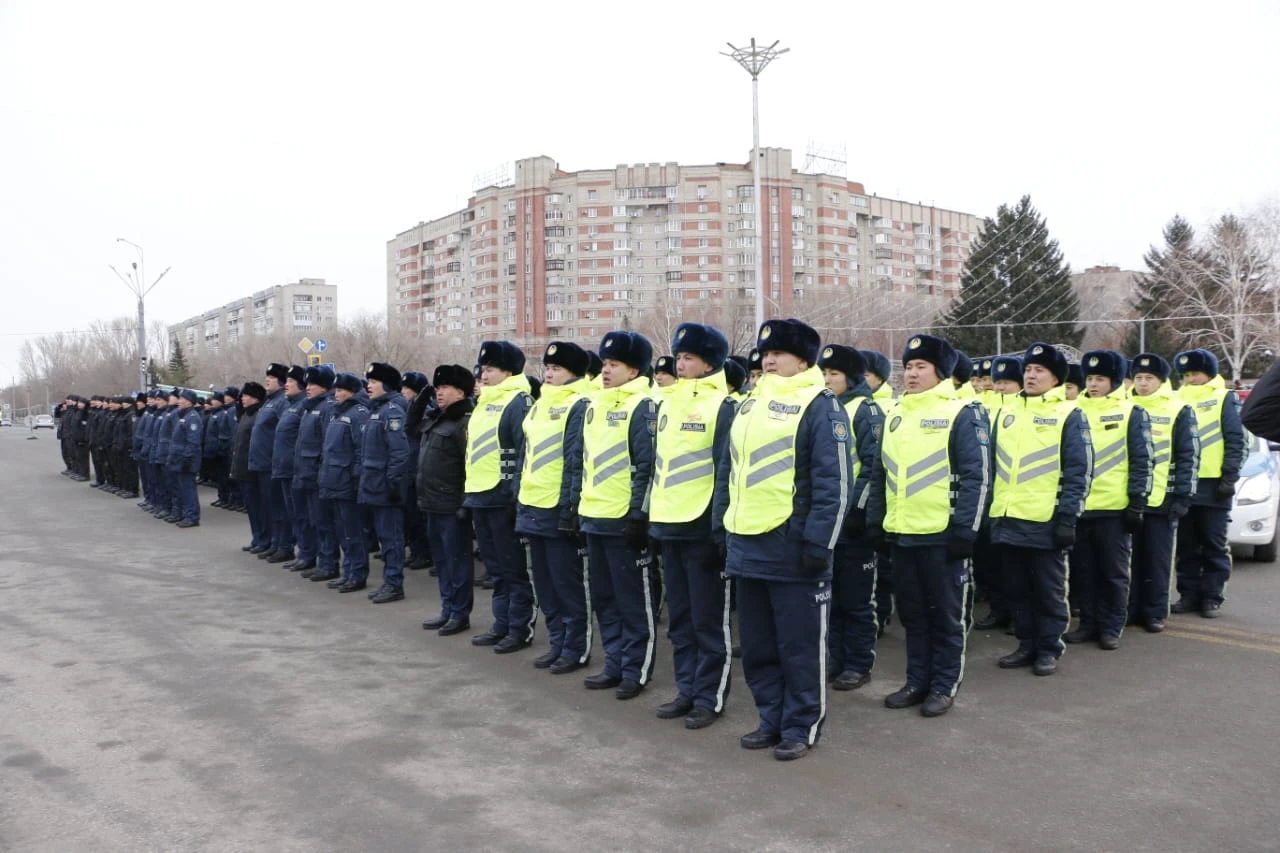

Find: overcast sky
<box><xmin>2</xmin><ymin>0</ymin><xmax>1277</xmax><ymax>383</ymax></box>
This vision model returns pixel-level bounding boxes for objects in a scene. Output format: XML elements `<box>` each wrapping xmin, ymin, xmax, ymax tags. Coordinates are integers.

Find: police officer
<box><xmin>1128</xmin><ymin>353</ymin><xmax>1199</xmax><ymax>632</ymax></box>
<box><xmin>715</xmin><ymin>318</ymin><xmax>850</xmax><ymax>761</ymax></box>
<box><xmin>653</xmin><ymin>355</ymin><xmax>677</xmax><ymax>391</ymax></box>
<box><xmin>292</xmin><ymin>365</ymin><xmax>335</xmax><ymax>577</ymax></box>
<box><xmin>360</xmin><ymin>362</ymin><xmax>411</xmax><ymax>603</ymax></box>
<box><xmin>167</xmin><ymin>389</ymin><xmax>204</xmax><ymax>528</ymax></box>
<box><xmin>973</xmin><ymin>355</ymin><xmax>1023</xmax><ymax>630</ymax></box>
<box><xmin>269</xmin><ymin>366</ymin><xmax>307</xmax><ymax>565</ymax></box>
<box><xmin>320</xmin><ymin>373</ymin><xmax>371</xmax><ymax>592</ymax></box>
<box><xmin>219</xmin><ymin>388</ymin><xmax>242</xmax><ymax>511</ymax></box>
<box><xmin>1173</xmin><ymin>349</ymin><xmax>1245</xmax><ymax>617</ymax></box>
<box><xmin>990</xmin><ymin>343</ymin><xmax>1092</xmax><ymax>676</ymax></box>
<box><xmin>1063</xmin><ymin>363</ymin><xmax>1085</xmax><ymax>402</ymax></box>
<box><xmin>133</xmin><ymin>392</ymin><xmax>157</xmax><ymax>509</ymax></box>
<box><xmin>747</xmin><ymin>349</ymin><xmax>763</xmax><ymax>388</ymax></box>
<box><xmin>463</xmin><ymin>341</ymin><xmax>536</xmax><ymax>651</ymax></box>
<box><xmin>973</xmin><ymin>357</ymin><xmax>994</xmax><ymax>399</ymax></box>
<box><xmin>152</xmin><ymin>391</ymin><xmax>179</xmax><ymax>520</ymax></box>
<box><xmin>233</xmin><ymin>383</ymin><xmax>269</xmax><ymax>551</ymax></box>
<box><xmin>861</xmin><ymin>350</ymin><xmax>895</xmax><ymax>406</ymax></box>
<box><xmin>417</xmin><ymin>365</ymin><xmax>477</xmax><ymax>635</ymax></box>
<box><xmin>1066</xmin><ymin>350</ymin><xmax>1153</xmax><ymax>650</ymax></box>
<box><xmin>401</xmin><ymin>371</ymin><xmax>434</xmax><ymax>572</ymax></box>
<box><xmin>513</xmin><ymin>342</ymin><xmax>593</xmax><ymax>672</ymax></box>
<box><xmin>725</xmin><ymin>356</ymin><xmax>750</xmax><ymax>400</ymax></box>
<box><xmin>818</xmin><ymin>344</ymin><xmax>884</xmax><ymax>693</ymax></box>
<box><xmin>649</xmin><ymin>323</ymin><xmax>736</xmax><ymax>728</ymax></box>
<box><xmin>868</xmin><ymin>334</ymin><xmax>989</xmax><ymax>716</ymax></box>
<box><xmin>250</xmin><ymin>364</ymin><xmax>290</xmax><ymax>560</ymax></box>
<box><xmin>952</xmin><ymin>351</ymin><xmax>976</xmax><ymax>400</ymax></box>
<box><xmin>578</xmin><ymin>331</ymin><xmax>658</xmax><ymax>699</ymax></box>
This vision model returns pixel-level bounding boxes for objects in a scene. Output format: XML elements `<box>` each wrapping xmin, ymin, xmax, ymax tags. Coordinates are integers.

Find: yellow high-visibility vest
<box><xmin>880</xmin><ymin>382</ymin><xmax>969</xmax><ymax>535</ymax></box>
<box><xmin>1178</xmin><ymin>376</ymin><xmax>1229</xmax><ymax>478</ymax></box>
<box><xmin>651</xmin><ymin>371</ymin><xmax>730</xmax><ymax>524</ymax></box>
<box><xmin>580</xmin><ymin>375</ymin><xmax>651</xmax><ymax>519</ymax></box>
<box><xmin>1078</xmin><ymin>386</ymin><xmax>1137</xmax><ymax>511</ymax></box>
<box><xmin>464</xmin><ymin>373</ymin><xmax>531</xmax><ymax>494</ymax></box>
<box><xmin>1134</xmin><ymin>380</ymin><xmax>1196</xmax><ymax>508</ymax></box>
<box><xmin>518</xmin><ymin>380</ymin><xmax>587</xmax><ymax>509</ymax></box>
<box><xmin>990</xmin><ymin>387</ymin><xmax>1074</xmax><ymax>523</ymax></box>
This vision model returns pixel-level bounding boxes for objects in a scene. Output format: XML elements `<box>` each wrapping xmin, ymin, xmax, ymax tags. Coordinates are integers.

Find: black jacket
<box><xmin>231</xmin><ymin>402</ymin><xmax>262</xmax><ymax>482</ymax></box>
<box><xmin>415</xmin><ymin>398</ymin><xmax>473</xmax><ymax>514</ymax></box>
<box><xmin>1242</xmin><ymin>361</ymin><xmax>1280</xmax><ymax>443</ymax></box>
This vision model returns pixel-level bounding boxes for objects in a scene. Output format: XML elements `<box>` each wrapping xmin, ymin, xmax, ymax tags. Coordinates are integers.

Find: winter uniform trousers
<box><xmin>292</xmin><ymin>482</ymin><xmax>317</xmax><ymax>563</ymax></box>
<box><xmin>528</xmin><ymin>533</ymin><xmax>591</xmax><ymax>665</ymax></box>
<box><xmin>1004</xmin><ymin>546</ymin><xmax>1069</xmax><ymax>659</ymax></box>
<box><xmin>892</xmin><ymin>544</ymin><xmax>969</xmax><ymax>697</ymax></box>
<box><xmin>1129</xmin><ymin>513</ymin><xmax>1178</xmax><ymax>624</ymax></box>
<box><xmin>587</xmin><ymin>533</ymin><xmax>656</xmax><ymax>684</ymax></box>
<box><xmin>333</xmin><ymin>499</ymin><xmax>369</xmax><ymax>584</ymax></box>
<box><xmin>1072</xmin><ymin>516</ymin><xmax>1131</xmax><ymax>637</ymax></box>
<box><xmin>661</xmin><ymin>538</ymin><xmax>731</xmax><ymax>713</ymax></box>
<box><xmin>973</xmin><ymin>529</ymin><xmax>1008</xmax><ymax>621</ymax></box>
<box><xmin>1176</xmin><ymin>507</ymin><xmax>1232</xmax><ymax>607</ymax></box>
<box><xmin>256</xmin><ymin>478</ymin><xmax>275</xmax><ymax>548</ymax></box>
<box><xmin>176</xmin><ymin>470</ymin><xmax>200</xmax><ymax>524</ymax></box>
<box><xmin>472</xmin><ymin>506</ymin><xmax>536</xmax><ymax>642</ymax></box>
<box><xmin>736</xmin><ymin>576</ymin><xmax>828</xmax><ymax>745</ymax></box>
<box><xmin>308</xmin><ymin>492</ymin><xmax>338</xmax><ymax>573</ymax></box>
<box><xmin>828</xmin><ymin>541</ymin><xmax>879</xmax><ymax>678</ymax></box>
<box><xmin>368</xmin><ymin>504</ymin><xmax>406</xmax><ymax>592</ymax></box>
<box><xmin>270</xmin><ymin>477</ymin><xmax>295</xmax><ymax>553</ymax></box>
<box><xmin>242</xmin><ymin>480</ymin><xmax>270</xmax><ymax>549</ymax></box>
<box><xmin>427</xmin><ymin>512</ymin><xmax>474</xmax><ymax>622</ymax></box>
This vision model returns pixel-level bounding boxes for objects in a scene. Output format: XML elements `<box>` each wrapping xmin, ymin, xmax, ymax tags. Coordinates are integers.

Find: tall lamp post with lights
<box><xmin>110</xmin><ymin>238</ymin><xmax>170</xmax><ymax>390</ymax></box>
<box><xmin>722</xmin><ymin>37</ymin><xmax>788</xmax><ymax>332</ymax></box>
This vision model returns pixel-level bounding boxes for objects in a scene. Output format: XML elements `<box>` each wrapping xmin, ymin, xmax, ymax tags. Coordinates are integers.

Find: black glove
<box><xmin>801</xmin><ymin>552</ymin><xmax>829</xmax><ymax>577</ymax></box>
<box><xmin>557</xmin><ymin>506</ymin><xmax>579</xmax><ymax>536</ymax></box>
<box><xmin>1052</xmin><ymin>521</ymin><xmax>1076</xmax><ymax>550</ymax></box>
<box><xmin>455</xmin><ymin>506</ymin><xmax>471</xmax><ymax>523</ymax></box>
<box><xmin>842</xmin><ymin>507</ymin><xmax>867</xmax><ymax>536</ymax></box>
<box><xmin>703</xmin><ymin>541</ymin><xmax>726</xmax><ymax>573</ymax></box>
<box><xmin>1169</xmin><ymin>500</ymin><xmax>1190</xmax><ymax>519</ymax></box>
<box><xmin>1216</xmin><ymin>479</ymin><xmax>1238</xmax><ymax>500</ymax></box>
<box><xmin>1124</xmin><ymin>506</ymin><xmax>1144</xmax><ymax>532</ymax></box>
<box><xmin>947</xmin><ymin>534</ymin><xmax>974</xmax><ymax>560</ymax></box>
<box><xmin>624</xmin><ymin>513</ymin><xmax>649</xmax><ymax>551</ymax></box>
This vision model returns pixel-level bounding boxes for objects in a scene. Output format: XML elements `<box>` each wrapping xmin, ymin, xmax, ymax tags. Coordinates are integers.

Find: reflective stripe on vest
<box><xmin>651</xmin><ymin>374</ymin><xmax>729</xmax><ymax>524</ymax></box>
<box><xmin>990</xmin><ymin>394</ymin><xmax>1072</xmax><ymax>523</ymax></box>
<box><xmin>580</xmin><ymin>376</ymin><xmax>650</xmax><ymax>519</ymax></box>
<box><xmin>1133</xmin><ymin>383</ymin><xmax>1192</xmax><ymax>508</ymax></box>
<box><xmin>1178</xmin><ymin>379</ymin><xmax>1228</xmax><ymax>478</ymax></box>
<box><xmin>881</xmin><ymin>386</ymin><xmax>967</xmax><ymax>535</ymax></box>
<box><xmin>724</xmin><ymin>367</ymin><xmax>826</xmax><ymax>535</ymax></box>
<box><xmin>1079</xmin><ymin>390</ymin><xmax>1134</xmax><ymax>511</ymax></box>
<box><xmin>465</xmin><ymin>375</ymin><xmax>530</xmax><ymax>493</ymax></box>
<box><xmin>518</xmin><ymin>382</ymin><xmax>586</xmax><ymax>509</ymax></box>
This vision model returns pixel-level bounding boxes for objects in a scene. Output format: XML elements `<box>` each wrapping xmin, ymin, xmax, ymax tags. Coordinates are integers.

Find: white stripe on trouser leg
<box><xmin>638</xmin><ymin>553</ymin><xmax>656</xmax><ymax>684</ymax></box>
<box><xmin>808</xmin><ymin>594</ymin><xmax>829</xmax><ymax>746</ymax></box>
<box><xmin>713</xmin><ymin>576</ymin><xmax>732</xmax><ymax>713</ymax></box>
<box><xmin>1162</xmin><ymin>525</ymin><xmax>1177</xmax><ymax>620</ymax></box>
<box><xmin>1117</xmin><ymin>541</ymin><xmax>1132</xmax><ymax>638</ymax></box>
<box><xmin>868</xmin><ymin>560</ymin><xmax>878</xmax><ymax>670</ymax></box>
<box><xmin>579</xmin><ymin>545</ymin><xmax>593</xmax><ymax>664</ymax></box>
<box><xmin>949</xmin><ymin>568</ymin><xmax>970</xmax><ymax>698</ymax></box>
<box><xmin>519</xmin><ymin>539</ymin><xmax>538</xmax><ymax>642</ymax></box>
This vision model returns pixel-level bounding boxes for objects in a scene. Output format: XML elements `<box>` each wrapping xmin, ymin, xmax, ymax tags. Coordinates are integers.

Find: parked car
<box><xmin>1229</xmin><ymin>431</ymin><xmax>1280</xmax><ymax>561</ymax></box>
<box><xmin>0</xmin><ymin>417</ymin><xmax>11</xmax><ymax>427</ymax></box>
<box><xmin>31</xmin><ymin>414</ymin><xmax>54</xmax><ymax>430</ymax></box>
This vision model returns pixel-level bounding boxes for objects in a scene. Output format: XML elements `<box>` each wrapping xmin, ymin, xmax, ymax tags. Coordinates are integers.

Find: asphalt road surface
<box><xmin>2</xmin><ymin>429</ymin><xmax>1279</xmax><ymax>852</ymax></box>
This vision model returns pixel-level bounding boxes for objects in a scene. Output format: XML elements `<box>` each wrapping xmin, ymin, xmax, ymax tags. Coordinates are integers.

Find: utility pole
<box><xmin>1138</xmin><ymin>316</ymin><xmax>1146</xmax><ymax>353</ymax></box>
<box><xmin>111</xmin><ymin>238</ymin><xmax>170</xmax><ymax>391</ymax></box>
<box><xmin>723</xmin><ymin>38</ymin><xmax>788</xmax><ymax>333</ymax></box>
<box><xmin>996</xmin><ymin>323</ymin><xmax>1003</xmax><ymax>355</ymax></box>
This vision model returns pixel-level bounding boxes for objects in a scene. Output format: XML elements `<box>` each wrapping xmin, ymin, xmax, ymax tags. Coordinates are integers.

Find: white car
<box><xmin>1228</xmin><ymin>431</ymin><xmax>1280</xmax><ymax>561</ymax></box>
<box><xmin>31</xmin><ymin>414</ymin><xmax>54</xmax><ymax>430</ymax></box>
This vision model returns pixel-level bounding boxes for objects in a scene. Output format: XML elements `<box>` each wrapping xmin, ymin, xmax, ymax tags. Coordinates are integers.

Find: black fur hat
<box><xmin>304</xmin><ymin>365</ymin><xmax>335</xmax><ymax>390</ymax></box>
<box><xmin>543</xmin><ymin>341</ymin><xmax>589</xmax><ymax>377</ymax></box>
<box><xmin>286</xmin><ymin>365</ymin><xmax>306</xmax><ymax>386</ymax></box>
<box><xmin>223</xmin><ymin>386</ymin><xmax>240</xmax><ymax>401</ymax></box>
<box><xmin>747</xmin><ymin>349</ymin><xmax>762</xmax><ymax>371</ymax></box>
<box><xmin>817</xmin><ymin>344</ymin><xmax>867</xmax><ymax>383</ymax></box>
<box><xmin>333</xmin><ymin>372</ymin><xmax>363</xmax><ymax>394</ymax></box>
<box><xmin>365</xmin><ymin>362</ymin><xmax>402</xmax><ymax>391</ymax></box>
<box><xmin>901</xmin><ymin>334</ymin><xmax>958</xmax><ymax>381</ymax></box>
<box><xmin>179</xmin><ymin>389</ymin><xmax>199</xmax><ymax>404</ymax></box>
<box><xmin>991</xmin><ymin>356</ymin><xmax>1023</xmax><ymax>386</ymax></box>
<box><xmin>1022</xmin><ymin>342</ymin><xmax>1068</xmax><ymax>384</ymax></box>
<box><xmin>1175</xmin><ymin>349</ymin><xmax>1219</xmax><ymax>378</ymax></box>
<box><xmin>654</xmin><ymin>355</ymin><xmax>676</xmax><ymax>377</ymax></box>
<box><xmin>599</xmin><ymin>331</ymin><xmax>653</xmax><ymax>372</ymax></box>
<box><xmin>1065</xmin><ymin>362</ymin><xmax>1085</xmax><ymax>388</ymax></box>
<box><xmin>1131</xmin><ymin>352</ymin><xmax>1171</xmax><ymax>382</ymax></box>
<box><xmin>1081</xmin><ymin>350</ymin><xmax>1126</xmax><ymax>388</ymax></box>
<box><xmin>860</xmin><ymin>350</ymin><xmax>892</xmax><ymax>383</ymax></box>
<box><xmin>586</xmin><ymin>351</ymin><xmax>602</xmax><ymax>379</ymax></box>
<box><xmin>477</xmin><ymin>340</ymin><xmax>526</xmax><ymax>374</ymax></box>
<box><xmin>401</xmin><ymin>371</ymin><xmax>430</xmax><ymax>395</ymax></box>
<box><xmin>952</xmin><ymin>351</ymin><xmax>974</xmax><ymax>383</ymax></box>
<box><xmin>433</xmin><ymin>364</ymin><xmax>476</xmax><ymax>397</ymax></box>
<box><xmin>756</xmin><ymin>319</ymin><xmax>820</xmax><ymax>366</ymax></box>
<box><xmin>135</xmin><ymin>392</ymin><xmax>147</xmax><ymax>405</ymax></box>
<box><xmin>975</xmin><ymin>356</ymin><xmax>994</xmax><ymax>379</ymax></box>
<box><xmin>671</xmin><ymin>322</ymin><xmax>729</xmax><ymax>371</ymax></box>
<box><xmin>266</xmin><ymin>362</ymin><xmax>289</xmax><ymax>383</ymax></box>
<box><xmin>723</xmin><ymin>358</ymin><xmax>747</xmax><ymax>393</ymax></box>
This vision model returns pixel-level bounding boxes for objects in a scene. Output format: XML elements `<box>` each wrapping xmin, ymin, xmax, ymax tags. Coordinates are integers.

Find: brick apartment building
<box><xmin>169</xmin><ymin>278</ymin><xmax>338</xmax><ymax>358</ymax></box>
<box><xmin>387</xmin><ymin>149</ymin><xmax>982</xmax><ymax>356</ymax></box>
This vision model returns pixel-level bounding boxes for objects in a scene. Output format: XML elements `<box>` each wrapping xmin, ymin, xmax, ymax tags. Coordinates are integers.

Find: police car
<box><xmin>1229</xmin><ymin>430</ymin><xmax>1280</xmax><ymax>562</ymax></box>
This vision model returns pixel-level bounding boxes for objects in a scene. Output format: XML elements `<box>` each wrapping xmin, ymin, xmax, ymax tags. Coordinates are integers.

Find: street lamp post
<box><xmin>723</xmin><ymin>38</ymin><xmax>788</xmax><ymax>332</ymax></box>
<box><xmin>110</xmin><ymin>238</ymin><xmax>170</xmax><ymax>391</ymax></box>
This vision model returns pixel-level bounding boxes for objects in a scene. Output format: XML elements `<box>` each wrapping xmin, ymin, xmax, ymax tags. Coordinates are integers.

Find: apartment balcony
<box><xmin>873</xmin><ymin>247</ymin><xmax>894</xmax><ymax>260</ymax></box>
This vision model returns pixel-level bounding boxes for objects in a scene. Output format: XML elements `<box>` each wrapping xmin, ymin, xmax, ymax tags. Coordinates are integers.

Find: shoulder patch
<box><xmin>831</xmin><ymin>419</ymin><xmax>849</xmax><ymax>442</ymax></box>
<box><xmin>388</xmin><ymin>418</ymin><xmax>402</xmax><ymax>431</ymax></box>
<box><xmin>974</xmin><ymin>423</ymin><xmax>990</xmax><ymax>447</ymax></box>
